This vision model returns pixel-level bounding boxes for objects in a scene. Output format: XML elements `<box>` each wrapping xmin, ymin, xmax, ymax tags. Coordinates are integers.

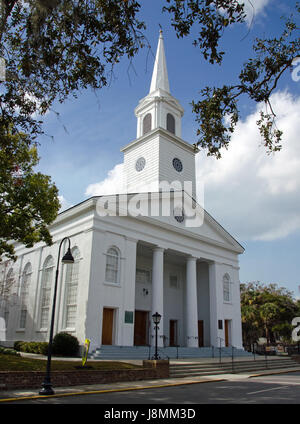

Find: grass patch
<box><xmin>0</xmin><ymin>353</ymin><xmax>141</xmax><ymax>372</ymax></box>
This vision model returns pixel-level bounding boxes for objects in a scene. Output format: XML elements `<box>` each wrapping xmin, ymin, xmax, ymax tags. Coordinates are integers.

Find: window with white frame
<box><xmin>40</xmin><ymin>256</ymin><xmax>54</xmax><ymax>328</ymax></box>
<box><xmin>223</xmin><ymin>274</ymin><xmax>231</xmax><ymax>302</ymax></box>
<box><xmin>169</xmin><ymin>275</ymin><xmax>179</xmax><ymax>289</ymax></box>
<box><xmin>143</xmin><ymin>113</ymin><xmax>152</xmax><ymax>135</ymax></box>
<box><xmin>136</xmin><ymin>269</ymin><xmax>151</xmax><ymax>284</ymax></box>
<box><xmin>166</xmin><ymin>113</ymin><xmax>175</xmax><ymax>134</ymax></box>
<box><xmin>4</xmin><ymin>268</ymin><xmax>14</xmax><ymax>326</ymax></box>
<box><xmin>19</xmin><ymin>262</ymin><xmax>32</xmax><ymax>329</ymax></box>
<box><xmin>64</xmin><ymin>247</ymin><xmax>80</xmax><ymax>329</ymax></box>
<box><xmin>105</xmin><ymin>247</ymin><xmax>120</xmax><ymax>284</ymax></box>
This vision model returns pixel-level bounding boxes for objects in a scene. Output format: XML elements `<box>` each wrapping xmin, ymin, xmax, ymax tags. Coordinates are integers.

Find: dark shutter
<box><xmin>167</xmin><ymin>113</ymin><xmax>175</xmax><ymax>134</ymax></box>
<box><xmin>143</xmin><ymin>113</ymin><xmax>152</xmax><ymax>135</ymax></box>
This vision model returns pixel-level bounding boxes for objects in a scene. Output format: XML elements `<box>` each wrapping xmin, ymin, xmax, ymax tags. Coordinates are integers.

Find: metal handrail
<box><xmin>157</xmin><ymin>347</ymin><xmax>170</xmax><ymax>360</ymax></box>
<box><xmin>217</xmin><ymin>337</ymin><xmax>224</xmax><ymax>363</ymax></box>
<box><xmin>227</xmin><ymin>343</ymin><xmax>236</xmax><ymax>372</ymax></box>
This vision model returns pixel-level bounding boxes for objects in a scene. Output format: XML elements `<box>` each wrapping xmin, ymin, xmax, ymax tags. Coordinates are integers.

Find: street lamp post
<box><xmin>39</xmin><ymin>237</ymin><xmax>74</xmax><ymax>395</ymax></box>
<box><xmin>152</xmin><ymin>312</ymin><xmax>161</xmax><ymax>360</ymax></box>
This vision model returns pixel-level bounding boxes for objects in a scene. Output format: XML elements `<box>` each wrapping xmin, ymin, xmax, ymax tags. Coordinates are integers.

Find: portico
<box><xmin>133</xmin><ymin>241</ymin><xmax>234</xmax><ymax>349</ymax></box>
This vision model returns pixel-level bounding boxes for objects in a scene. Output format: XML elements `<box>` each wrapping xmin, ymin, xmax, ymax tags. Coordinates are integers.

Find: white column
<box><xmin>123</xmin><ymin>237</ymin><xmax>138</xmax><ymax>346</ymax></box>
<box><xmin>151</xmin><ymin>247</ymin><xmax>164</xmax><ymax>347</ymax></box>
<box><xmin>209</xmin><ymin>261</ymin><xmax>224</xmax><ymax>347</ymax></box>
<box><xmin>230</xmin><ymin>265</ymin><xmax>243</xmax><ymax>349</ymax></box>
<box><xmin>186</xmin><ymin>256</ymin><xmax>198</xmax><ymax>347</ymax></box>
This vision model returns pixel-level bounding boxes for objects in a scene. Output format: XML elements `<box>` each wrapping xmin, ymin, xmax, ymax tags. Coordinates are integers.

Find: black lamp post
<box><xmin>152</xmin><ymin>312</ymin><xmax>161</xmax><ymax>360</ymax></box>
<box><xmin>39</xmin><ymin>237</ymin><xmax>74</xmax><ymax>395</ymax></box>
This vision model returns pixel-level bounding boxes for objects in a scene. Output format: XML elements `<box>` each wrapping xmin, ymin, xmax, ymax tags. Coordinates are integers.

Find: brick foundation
<box><xmin>143</xmin><ymin>359</ymin><xmax>169</xmax><ymax>378</ymax></box>
<box><xmin>0</xmin><ymin>360</ymin><xmax>169</xmax><ymax>390</ymax></box>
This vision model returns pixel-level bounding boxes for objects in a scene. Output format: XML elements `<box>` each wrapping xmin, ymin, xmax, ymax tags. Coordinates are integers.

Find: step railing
<box><xmin>216</xmin><ymin>337</ymin><xmax>224</xmax><ymax>363</ymax></box>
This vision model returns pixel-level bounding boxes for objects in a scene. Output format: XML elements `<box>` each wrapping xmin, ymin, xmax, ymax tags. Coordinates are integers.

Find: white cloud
<box><xmin>85</xmin><ymin>163</ymin><xmax>125</xmax><ymax>197</ymax></box>
<box><xmin>83</xmin><ymin>90</ymin><xmax>300</xmax><ymax>243</ymax></box>
<box><xmin>238</xmin><ymin>0</ymin><xmax>271</xmax><ymax>25</ymax></box>
<box><xmin>196</xmin><ymin>90</ymin><xmax>300</xmax><ymax>242</ymax></box>
<box><xmin>58</xmin><ymin>195</ymin><xmax>73</xmax><ymax>212</ymax></box>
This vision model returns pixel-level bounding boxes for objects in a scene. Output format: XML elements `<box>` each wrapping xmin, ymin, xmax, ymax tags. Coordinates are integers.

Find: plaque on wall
<box><xmin>125</xmin><ymin>311</ymin><xmax>134</xmax><ymax>324</ymax></box>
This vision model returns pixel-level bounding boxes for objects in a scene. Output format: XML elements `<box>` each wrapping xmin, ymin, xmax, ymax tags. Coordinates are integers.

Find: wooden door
<box><xmin>134</xmin><ymin>310</ymin><xmax>148</xmax><ymax>345</ymax></box>
<box><xmin>169</xmin><ymin>320</ymin><xmax>177</xmax><ymax>346</ymax></box>
<box><xmin>198</xmin><ymin>320</ymin><xmax>204</xmax><ymax>347</ymax></box>
<box><xmin>225</xmin><ymin>320</ymin><xmax>230</xmax><ymax>347</ymax></box>
<box><xmin>102</xmin><ymin>308</ymin><xmax>114</xmax><ymax>345</ymax></box>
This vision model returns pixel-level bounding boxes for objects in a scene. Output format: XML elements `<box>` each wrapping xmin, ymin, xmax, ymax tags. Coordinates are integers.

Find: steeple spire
<box><xmin>149</xmin><ymin>30</ymin><xmax>170</xmax><ymax>94</ymax></box>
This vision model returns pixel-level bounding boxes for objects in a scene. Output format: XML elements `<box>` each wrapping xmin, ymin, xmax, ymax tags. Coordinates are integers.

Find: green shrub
<box><xmin>14</xmin><ymin>341</ymin><xmax>24</xmax><ymax>351</ymax></box>
<box><xmin>0</xmin><ymin>346</ymin><xmax>20</xmax><ymax>355</ymax></box>
<box><xmin>52</xmin><ymin>332</ymin><xmax>79</xmax><ymax>357</ymax></box>
<box><xmin>38</xmin><ymin>342</ymin><xmax>49</xmax><ymax>355</ymax></box>
<box><xmin>13</xmin><ymin>341</ymin><xmax>49</xmax><ymax>355</ymax></box>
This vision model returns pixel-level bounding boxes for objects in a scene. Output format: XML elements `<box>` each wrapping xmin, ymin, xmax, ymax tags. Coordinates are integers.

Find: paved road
<box><xmin>7</xmin><ymin>372</ymin><xmax>300</xmax><ymax>406</ymax></box>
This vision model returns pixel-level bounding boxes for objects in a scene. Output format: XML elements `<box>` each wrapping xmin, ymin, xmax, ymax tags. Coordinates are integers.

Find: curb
<box><xmin>0</xmin><ymin>378</ymin><xmax>226</xmax><ymax>403</ymax></box>
<box><xmin>248</xmin><ymin>367</ymin><xmax>300</xmax><ymax>378</ymax></box>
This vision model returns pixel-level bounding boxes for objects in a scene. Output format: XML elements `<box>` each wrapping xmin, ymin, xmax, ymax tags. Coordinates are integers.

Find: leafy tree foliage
<box><xmin>0</xmin><ymin>128</ymin><xmax>59</xmax><ymax>259</ymax></box>
<box><xmin>1</xmin><ymin>1</ymin><xmax>298</xmax><ymax>157</ymax></box>
<box><xmin>191</xmin><ymin>8</ymin><xmax>300</xmax><ymax>158</ymax></box>
<box><xmin>0</xmin><ymin>0</ymin><xmax>145</xmax><ymax>138</ymax></box>
<box><xmin>0</xmin><ymin>0</ymin><xmax>145</xmax><ymax>258</ymax></box>
<box><xmin>240</xmin><ymin>281</ymin><xmax>300</xmax><ymax>346</ymax></box>
<box><xmin>163</xmin><ymin>1</ymin><xmax>299</xmax><ymax>158</ymax></box>
<box><xmin>0</xmin><ymin>1</ymin><xmax>299</xmax><ymax>256</ymax></box>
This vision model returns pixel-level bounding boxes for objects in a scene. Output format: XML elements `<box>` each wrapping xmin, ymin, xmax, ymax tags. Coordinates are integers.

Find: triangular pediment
<box><xmin>142</xmin><ymin>194</ymin><xmax>244</xmax><ymax>253</ymax></box>
<box><xmin>95</xmin><ymin>191</ymin><xmax>244</xmax><ymax>253</ymax></box>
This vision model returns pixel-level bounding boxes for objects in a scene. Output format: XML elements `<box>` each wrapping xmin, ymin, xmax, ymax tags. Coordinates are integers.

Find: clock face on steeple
<box><xmin>135</xmin><ymin>157</ymin><xmax>146</xmax><ymax>172</ymax></box>
<box><xmin>172</xmin><ymin>157</ymin><xmax>183</xmax><ymax>172</ymax></box>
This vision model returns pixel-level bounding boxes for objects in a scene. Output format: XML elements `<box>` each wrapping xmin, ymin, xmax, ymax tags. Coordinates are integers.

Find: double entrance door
<box><xmin>101</xmin><ymin>308</ymin><xmax>150</xmax><ymax>346</ymax></box>
<box><xmin>101</xmin><ymin>308</ymin><xmax>151</xmax><ymax>346</ymax></box>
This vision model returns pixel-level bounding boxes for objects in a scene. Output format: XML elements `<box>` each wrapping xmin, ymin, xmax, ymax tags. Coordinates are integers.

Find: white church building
<box><xmin>0</xmin><ymin>32</ymin><xmax>245</xmax><ymax>355</ymax></box>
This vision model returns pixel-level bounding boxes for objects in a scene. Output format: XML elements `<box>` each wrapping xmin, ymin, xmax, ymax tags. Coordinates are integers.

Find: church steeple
<box><xmin>149</xmin><ymin>30</ymin><xmax>170</xmax><ymax>94</ymax></box>
<box><xmin>121</xmin><ymin>31</ymin><xmax>197</xmax><ymax>197</ymax></box>
<box><xmin>134</xmin><ymin>30</ymin><xmax>184</xmax><ymax>139</ymax></box>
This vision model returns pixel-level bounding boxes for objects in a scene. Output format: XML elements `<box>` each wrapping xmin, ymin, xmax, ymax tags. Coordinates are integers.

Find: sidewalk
<box><xmin>1</xmin><ymin>365</ymin><xmax>300</xmax><ymax>403</ymax></box>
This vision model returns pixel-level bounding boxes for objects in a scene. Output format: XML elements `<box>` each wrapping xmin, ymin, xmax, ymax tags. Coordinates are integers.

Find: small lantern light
<box><xmin>152</xmin><ymin>312</ymin><xmax>161</xmax><ymax>325</ymax></box>
<box><xmin>152</xmin><ymin>312</ymin><xmax>161</xmax><ymax>360</ymax></box>
<box><xmin>62</xmin><ymin>247</ymin><xmax>74</xmax><ymax>264</ymax></box>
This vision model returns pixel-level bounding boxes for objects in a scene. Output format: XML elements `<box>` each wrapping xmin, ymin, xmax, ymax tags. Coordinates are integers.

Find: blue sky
<box><xmin>35</xmin><ymin>0</ymin><xmax>300</xmax><ymax>297</ymax></box>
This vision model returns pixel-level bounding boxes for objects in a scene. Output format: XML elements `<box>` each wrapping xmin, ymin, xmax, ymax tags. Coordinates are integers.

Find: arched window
<box><xmin>19</xmin><ymin>262</ymin><xmax>32</xmax><ymax>329</ymax></box>
<box><xmin>64</xmin><ymin>247</ymin><xmax>80</xmax><ymax>328</ymax></box>
<box><xmin>223</xmin><ymin>274</ymin><xmax>231</xmax><ymax>302</ymax></box>
<box><xmin>143</xmin><ymin>113</ymin><xmax>152</xmax><ymax>135</ymax></box>
<box><xmin>40</xmin><ymin>256</ymin><xmax>54</xmax><ymax>328</ymax></box>
<box><xmin>166</xmin><ymin>113</ymin><xmax>175</xmax><ymax>134</ymax></box>
<box><xmin>5</xmin><ymin>268</ymin><xmax>14</xmax><ymax>295</ymax></box>
<box><xmin>4</xmin><ymin>268</ymin><xmax>14</xmax><ymax>326</ymax></box>
<box><xmin>105</xmin><ymin>247</ymin><xmax>120</xmax><ymax>284</ymax></box>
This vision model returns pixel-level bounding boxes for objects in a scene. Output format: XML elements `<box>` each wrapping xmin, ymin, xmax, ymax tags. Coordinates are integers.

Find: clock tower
<box><xmin>121</xmin><ymin>30</ymin><xmax>197</xmax><ymax>198</ymax></box>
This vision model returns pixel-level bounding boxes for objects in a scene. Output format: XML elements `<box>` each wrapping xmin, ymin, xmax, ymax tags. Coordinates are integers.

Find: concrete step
<box><xmin>170</xmin><ymin>363</ymin><xmax>300</xmax><ymax>376</ymax></box>
<box><xmin>170</xmin><ymin>358</ymin><xmax>297</xmax><ymax>369</ymax></box>
<box><xmin>90</xmin><ymin>345</ymin><xmax>253</xmax><ymax>360</ymax></box>
<box><xmin>169</xmin><ymin>358</ymin><xmax>300</xmax><ymax>377</ymax></box>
